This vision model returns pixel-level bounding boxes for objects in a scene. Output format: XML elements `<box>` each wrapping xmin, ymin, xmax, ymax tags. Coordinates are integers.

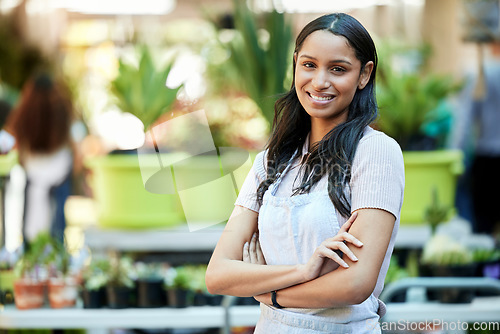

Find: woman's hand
<box><xmin>300</xmin><ymin>212</ymin><xmax>363</xmax><ymax>282</ymax></box>
<box><xmin>243</xmin><ymin>232</ymin><xmax>266</xmax><ymax>265</ymax></box>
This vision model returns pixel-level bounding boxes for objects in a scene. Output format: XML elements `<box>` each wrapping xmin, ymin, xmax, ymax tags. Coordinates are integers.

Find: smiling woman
<box><xmin>206</xmin><ymin>13</ymin><xmax>404</xmax><ymax>334</ymax></box>
<box><xmin>294</xmin><ymin>30</ymin><xmax>374</xmax><ymax>144</ymax></box>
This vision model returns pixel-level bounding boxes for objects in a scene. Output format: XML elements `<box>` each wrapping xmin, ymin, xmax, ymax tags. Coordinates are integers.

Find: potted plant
<box><xmin>473</xmin><ymin>248</ymin><xmax>500</xmax><ymax>279</ymax></box>
<box><xmin>104</xmin><ymin>255</ymin><xmax>136</xmax><ymax>309</ymax></box>
<box><xmin>81</xmin><ymin>257</ymin><xmax>110</xmax><ymax>309</ymax></box>
<box><xmin>376</xmin><ymin>42</ymin><xmax>464</xmax><ymax>224</ymax></box>
<box><xmin>135</xmin><ymin>261</ymin><xmax>167</xmax><ymax>308</ymax></box>
<box><xmin>424</xmin><ymin>187</ymin><xmax>453</xmax><ymax>235</ymax></box>
<box><xmin>420</xmin><ymin>234</ymin><xmax>477</xmax><ymax>303</ymax></box>
<box><xmin>46</xmin><ymin>238</ymin><xmax>79</xmax><ymax>309</ymax></box>
<box><xmin>86</xmin><ymin>45</ymin><xmax>184</xmax><ymax>229</ymax></box>
<box><xmin>12</xmin><ymin>233</ymin><xmax>53</xmax><ymax>309</ymax></box>
<box><xmin>165</xmin><ymin>266</ymin><xmax>192</xmax><ymax>308</ymax></box>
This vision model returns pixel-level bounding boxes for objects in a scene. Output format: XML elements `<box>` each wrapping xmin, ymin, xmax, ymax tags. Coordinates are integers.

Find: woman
<box><xmin>206</xmin><ymin>13</ymin><xmax>404</xmax><ymax>333</ymax></box>
<box><xmin>7</xmin><ymin>73</ymin><xmax>76</xmax><ymax>243</ymax></box>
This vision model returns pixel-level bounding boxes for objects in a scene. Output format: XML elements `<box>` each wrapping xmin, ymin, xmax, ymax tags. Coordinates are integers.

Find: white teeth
<box><xmin>309</xmin><ymin>93</ymin><xmax>333</xmax><ymax>101</ymax></box>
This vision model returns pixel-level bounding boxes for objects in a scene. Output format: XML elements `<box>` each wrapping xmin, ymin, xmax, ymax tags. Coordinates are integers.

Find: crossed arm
<box><xmin>205</xmin><ymin>205</ymin><xmax>395</xmax><ymax>308</ymax></box>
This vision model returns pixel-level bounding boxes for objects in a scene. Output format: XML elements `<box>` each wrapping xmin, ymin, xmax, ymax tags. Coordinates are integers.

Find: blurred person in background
<box><xmin>6</xmin><ymin>73</ymin><xmax>76</xmax><ymax>243</ymax></box>
<box><xmin>453</xmin><ymin>41</ymin><xmax>500</xmax><ymax>237</ymax></box>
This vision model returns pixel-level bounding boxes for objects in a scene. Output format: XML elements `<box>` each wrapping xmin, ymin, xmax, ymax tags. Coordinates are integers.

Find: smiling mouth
<box><xmin>308</xmin><ymin>92</ymin><xmax>334</xmax><ymax>102</ymax></box>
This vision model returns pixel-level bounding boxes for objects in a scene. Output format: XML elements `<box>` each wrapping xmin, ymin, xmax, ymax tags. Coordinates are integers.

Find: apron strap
<box><xmin>270</xmin><ymin>150</ymin><xmax>299</xmax><ymax>195</ymax></box>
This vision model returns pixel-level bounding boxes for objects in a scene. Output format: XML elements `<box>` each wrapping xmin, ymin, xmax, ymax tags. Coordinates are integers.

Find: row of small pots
<box><xmin>12</xmin><ymin>277</ymin><xmax>223</xmax><ymax>310</ymax></box>
<box><xmin>82</xmin><ymin>282</ymin><xmax>223</xmax><ymax>309</ymax></box>
<box><xmin>13</xmin><ymin>277</ymin><xmax>79</xmax><ymax>310</ymax></box>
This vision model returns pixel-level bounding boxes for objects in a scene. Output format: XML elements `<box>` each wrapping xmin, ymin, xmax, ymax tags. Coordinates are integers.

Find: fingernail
<box><xmin>252</xmin><ymin>233</ymin><xmax>257</xmax><ymax>239</ymax></box>
<box><xmin>244</xmin><ymin>242</ymin><xmax>249</xmax><ymax>248</ymax></box>
<box><xmin>352</xmin><ymin>255</ymin><xmax>358</xmax><ymax>261</ymax></box>
<box><xmin>357</xmin><ymin>241</ymin><xmax>363</xmax><ymax>246</ymax></box>
<box><xmin>342</xmin><ymin>262</ymin><xmax>349</xmax><ymax>268</ymax></box>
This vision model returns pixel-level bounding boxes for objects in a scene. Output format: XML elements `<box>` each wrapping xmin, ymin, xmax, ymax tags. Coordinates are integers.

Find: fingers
<box><xmin>249</xmin><ymin>233</ymin><xmax>258</xmax><ymax>263</ymax></box>
<box><xmin>243</xmin><ymin>241</ymin><xmax>250</xmax><ymax>263</ymax></box>
<box><xmin>317</xmin><ymin>245</ymin><xmax>350</xmax><ymax>268</ymax></box>
<box><xmin>338</xmin><ymin>231</ymin><xmax>363</xmax><ymax>247</ymax></box>
<box><xmin>243</xmin><ymin>233</ymin><xmax>266</xmax><ymax>265</ymax></box>
<box><xmin>339</xmin><ymin>211</ymin><xmax>358</xmax><ymax>233</ymax></box>
<box><xmin>322</xmin><ymin>240</ymin><xmax>358</xmax><ymax>263</ymax></box>
<box><xmin>255</xmin><ymin>238</ymin><xmax>266</xmax><ymax>264</ymax></box>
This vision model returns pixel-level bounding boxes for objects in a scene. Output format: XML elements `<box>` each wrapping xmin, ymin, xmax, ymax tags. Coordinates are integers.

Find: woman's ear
<box><xmin>358</xmin><ymin>61</ymin><xmax>374</xmax><ymax>90</ymax></box>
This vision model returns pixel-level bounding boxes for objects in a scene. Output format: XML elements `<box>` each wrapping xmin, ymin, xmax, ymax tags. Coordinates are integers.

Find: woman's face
<box><xmin>294</xmin><ymin>30</ymin><xmax>372</xmax><ymax>129</ymax></box>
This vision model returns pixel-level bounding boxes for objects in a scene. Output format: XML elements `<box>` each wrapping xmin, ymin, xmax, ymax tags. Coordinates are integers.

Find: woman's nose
<box><xmin>311</xmin><ymin>70</ymin><xmax>330</xmax><ymax>90</ymax></box>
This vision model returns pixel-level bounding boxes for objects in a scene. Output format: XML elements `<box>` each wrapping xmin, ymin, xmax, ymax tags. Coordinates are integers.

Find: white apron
<box><xmin>255</xmin><ymin>154</ymin><xmax>381</xmax><ymax>334</ymax></box>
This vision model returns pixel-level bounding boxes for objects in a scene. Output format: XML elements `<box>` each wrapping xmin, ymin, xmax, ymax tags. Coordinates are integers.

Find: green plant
<box><xmin>188</xmin><ymin>264</ymin><xmax>208</xmax><ymax>293</ymax></box>
<box><xmin>376</xmin><ymin>42</ymin><xmax>463</xmax><ymax>150</ymax></box>
<box><xmin>421</xmin><ymin>234</ymin><xmax>473</xmax><ymax>266</ymax></box>
<box><xmin>82</xmin><ymin>257</ymin><xmax>111</xmax><ymax>291</ymax></box>
<box><xmin>424</xmin><ymin>187</ymin><xmax>452</xmax><ymax>235</ymax></box>
<box><xmin>473</xmin><ymin>249</ymin><xmax>500</xmax><ymax>263</ymax></box>
<box><xmin>110</xmin><ymin>46</ymin><xmax>181</xmax><ymax>131</ymax></box>
<box><xmin>0</xmin><ymin>14</ymin><xmax>50</xmax><ymax>90</ymax></box>
<box><xmin>165</xmin><ymin>266</ymin><xmax>193</xmax><ymax>291</ymax></box>
<box><xmin>219</xmin><ymin>1</ymin><xmax>294</xmax><ymax>127</ymax></box>
<box><xmin>105</xmin><ymin>255</ymin><xmax>135</xmax><ymax>289</ymax></box>
<box><xmin>385</xmin><ymin>257</ymin><xmax>410</xmax><ymax>284</ymax></box>
<box><xmin>13</xmin><ymin>232</ymin><xmax>54</xmax><ymax>279</ymax></box>
<box><xmin>135</xmin><ymin>262</ymin><xmax>166</xmax><ymax>281</ymax></box>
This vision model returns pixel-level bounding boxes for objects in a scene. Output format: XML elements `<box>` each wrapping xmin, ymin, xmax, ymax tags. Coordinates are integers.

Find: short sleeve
<box><xmin>350</xmin><ymin>132</ymin><xmax>405</xmax><ymax>219</ymax></box>
<box><xmin>234</xmin><ymin>150</ymin><xmax>268</xmax><ymax>212</ymax></box>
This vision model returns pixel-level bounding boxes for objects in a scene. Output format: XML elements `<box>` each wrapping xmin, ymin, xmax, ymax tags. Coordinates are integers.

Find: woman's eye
<box><xmin>303</xmin><ymin>62</ymin><xmax>315</xmax><ymax>68</ymax></box>
<box><xmin>331</xmin><ymin>66</ymin><xmax>345</xmax><ymax>73</ymax></box>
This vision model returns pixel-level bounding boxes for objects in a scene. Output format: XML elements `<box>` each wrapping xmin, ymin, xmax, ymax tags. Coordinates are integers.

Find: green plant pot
<box><xmin>401</xmin><ymin>150</ymin><xmax>463</xmax><ymax>224</ymax></box>
<box><xmin>0</xmin><ymin>150</ymin><xmax>17</xmax><ymax>176</ymax></box>
<box><xmin>172</xmin><ymin>150</ymin><xmax>253</xmax><ymax>225</ymax></box>
<box><xmin>86</xmin><ymin>153</ymin><xmax>185</xmax><ymax>229</ymax></box>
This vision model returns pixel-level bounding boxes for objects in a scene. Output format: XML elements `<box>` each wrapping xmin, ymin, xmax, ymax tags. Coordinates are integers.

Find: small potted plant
<box><xmin>420</xmin><ymin>234</ymin><xmax>476</xmax><ymax>303</ymax></box>
<box><xmin>473</xmin><ymin>248</ymin><xmax>500</xmax><ymax>279</ymax></box>
<box><xmin>135</xmin><ymin>261</ymin><xmax>167</xmax><ymax>308</ymax></box>
<box><xmin>81</xmin><ymin>257</ymin><xmax>110</xmax><ymax>309</ymax></box>
<box><xmin>165</xmin><ymin>266</ymin><xmax>192</xmax><ymax>308</ymax></box>
<box><xmin>43</xmin><ymin>237</ymin><xmax>81</xmax><ymax>309</ymax></box>
<box><xmin>424</xmin><ymin>187</ymin><xmax>452</xmax><ymax>235</ymax></box>
<box><xmin>105</xmin><ymin>255</ymin><xmax>136</xmax><ymax>309</ymax></box>
<box><xmin>12</xmin><ymin>233</ymin><xmax>53</xmax><ymax>309</ymax></box>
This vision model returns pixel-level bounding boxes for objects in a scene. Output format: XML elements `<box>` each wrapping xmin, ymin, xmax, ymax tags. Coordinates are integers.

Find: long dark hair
<box><xmin>8</xmin><ymin>73</ymin><xmax>74</xmax><ymax>156</ymax></box>
<box><xmin>256</xmin><ymin>13</ymin><xmax>378</xmax><ymax>218</ymax></box>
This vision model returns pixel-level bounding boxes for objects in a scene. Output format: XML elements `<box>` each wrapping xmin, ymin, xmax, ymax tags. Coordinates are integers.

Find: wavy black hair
<box><xmin>256</xmin><ymin>13</ymin><xmax>378</xmax><ymax>218</ymax></box>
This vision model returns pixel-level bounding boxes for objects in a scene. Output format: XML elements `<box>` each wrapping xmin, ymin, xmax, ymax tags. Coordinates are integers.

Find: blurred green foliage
<box><xmin>214</xmin><ymin>1</ymin><xmax>294</xmax><ymax>127</ymax></box>
<box><xmin>376</xmin><ymin>42</ymin><xmax>463</xmax><ymax>150</ymax></box>
<box><xmin>0</xmin><ymin>14</ymin><xmax>50</xmax><ymax>90</ymax></box>
<box><xmin>110</xmin><ymin>46</ymin><xmax>181</xmax><ymax>130</ymax></box>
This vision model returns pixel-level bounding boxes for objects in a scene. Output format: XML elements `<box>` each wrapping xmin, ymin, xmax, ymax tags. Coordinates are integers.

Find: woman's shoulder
<box><xmin>359</xmin><ymin>126</ymin><xmax>402</xmax><ymax>152</ymax></box>
<box><xmin>252</xmin><ymin>149</ymin><xmax>269</xmax><ymax>179</ymax></box>
<box><xmin>354</xmin><ymin>126</ymin><xmax>404</xmax><ymax>166</ymax></box>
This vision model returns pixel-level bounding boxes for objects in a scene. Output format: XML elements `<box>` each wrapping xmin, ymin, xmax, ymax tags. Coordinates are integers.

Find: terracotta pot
<box><xmin>13</xmin><ymin>279</ymin><xmax>45</xmax><ymax>310</ymax></box>
<box><xmin>47</xmin><ymin>277</ymin><xmax>78</xmax><ymax>308</ymax></box>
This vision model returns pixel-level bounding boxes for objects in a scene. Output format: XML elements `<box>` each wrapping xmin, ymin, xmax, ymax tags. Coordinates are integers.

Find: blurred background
<box><xmin>0</xmin><ymin>0</ymin><xmax>499</xmax><ymax>333</ymax></box>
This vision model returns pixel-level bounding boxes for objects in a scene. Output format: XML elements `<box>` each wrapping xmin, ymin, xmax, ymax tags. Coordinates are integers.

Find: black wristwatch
<box><xmin>272</xmin><ymin>290</ymin><xmax>284</xmax><ymax>309</ymax></box>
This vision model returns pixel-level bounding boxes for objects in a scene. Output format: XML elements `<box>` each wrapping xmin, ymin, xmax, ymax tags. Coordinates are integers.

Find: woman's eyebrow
<box><xmin>299</xmin><ymin>54</ymin><xmax>352</xmax><ymax>65</ymax></box>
